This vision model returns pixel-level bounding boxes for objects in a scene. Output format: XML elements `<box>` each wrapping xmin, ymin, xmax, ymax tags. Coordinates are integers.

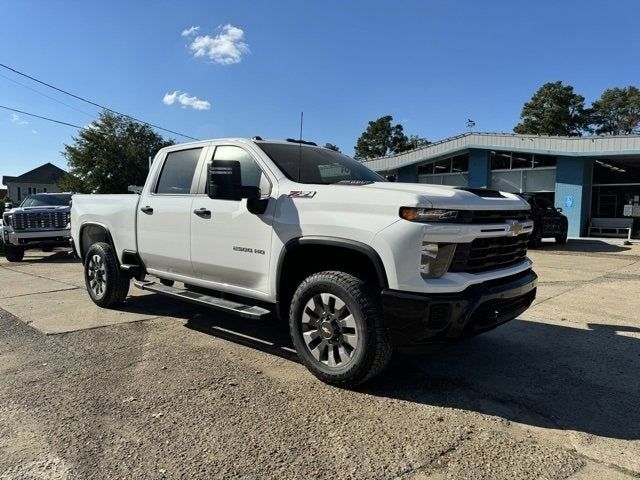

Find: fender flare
<box><xmin>275</xmin><ymin>235</ymin><xmax>389</xmax><ymax>299</ymax></box>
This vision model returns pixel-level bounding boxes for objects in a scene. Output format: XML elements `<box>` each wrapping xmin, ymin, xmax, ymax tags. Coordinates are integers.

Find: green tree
<box><xmin>63</xmin><ymin>111</ymin><xmax>174</xmax><ymax>194</ymax></box>
<box><xmin>58</xmin><ymin>173</ymin><xmax>90</xmax><ymax>193</ymax></box>
<box><xmin>354</xmin><ymin>115</ymin><xmax>409</xmax><ymax>159</ymax></box>
<box><xmin>514</xmin><ymin>81</ymin><xmax>589</xmax><ymax>136</ymax></box>
<box><xmin>407</xmin><ymin>134</ymin><xmax>430</xmax><ymax>150</ymax></box>
<box><xmin>590</xmin><ymin>86</ymin><xmax>640</xmax><ymax>135</ymax></box>
<box><xmin>324</xmin><ymin>143</ymin><xmax>341</xmax><ymax>152</ymax></box>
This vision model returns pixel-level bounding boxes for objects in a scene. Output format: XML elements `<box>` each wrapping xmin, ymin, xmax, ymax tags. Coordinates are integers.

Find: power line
<box><xmin>0</xmin><ymin>104</ymin><xmax>84</xmax><ymax>129</ymax></box>
<box><xmin>0</xmin><ymin>72</ymin><xmax>96</xmax><ymax>119</ymax></box>
<box><xmin>0</xmin><ymin>63</ymin><xmax>199</xmax><ymax>141</ymax></box>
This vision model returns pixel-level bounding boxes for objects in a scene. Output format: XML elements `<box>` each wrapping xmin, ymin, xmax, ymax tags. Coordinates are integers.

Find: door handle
<box><xmin>140</xmin><ymin>206</ymin><xmax>153</xmax><ymax>214</ymax></box>
<box><xmin>193</xmin><ymin>208</ymin><xmax>211</xmax><ymax>216</ymax></box>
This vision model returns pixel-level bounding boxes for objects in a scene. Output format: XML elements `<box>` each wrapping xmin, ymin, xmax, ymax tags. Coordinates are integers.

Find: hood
<box><xmin>11</xmin><ymin>205</ymin><xmax>70</xmax><ymax>213</ymax></box>
<box><xmin>357</xmin><ymin>182</ymin><xmax>530</xmax><ymax>210</ymax></box>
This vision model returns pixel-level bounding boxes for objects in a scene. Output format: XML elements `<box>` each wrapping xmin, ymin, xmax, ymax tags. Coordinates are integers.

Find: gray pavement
<box><xmin>0</xmin><ymin>241</ymin><xmax>639</xmax><ymax>479</ymax></box>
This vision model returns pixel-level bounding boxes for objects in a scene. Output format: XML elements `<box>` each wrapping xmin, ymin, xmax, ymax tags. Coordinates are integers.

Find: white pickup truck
<box><xmin>71</xmin><ymin>138</ymin><xmax>537</xmax><ymax>385</ymax></box>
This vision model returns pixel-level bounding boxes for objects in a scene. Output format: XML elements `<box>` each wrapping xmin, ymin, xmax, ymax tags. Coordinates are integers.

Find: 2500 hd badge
<box><xmin>233</xmin><ymin>246</ymin><xmax>266</xmax><ymax>255</ymax></box>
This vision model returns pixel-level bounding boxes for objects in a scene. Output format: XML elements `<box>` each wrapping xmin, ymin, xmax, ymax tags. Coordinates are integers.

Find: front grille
<box><xmin>449</xmin><ymin>233</ymin><xmax>530</xmax><ymax>273</ymax></box>
<box><xmin>11</xmin><ymin>211</ymin><xmax>69</xmax><ymax>230</ymax></box>
<box><xmin>455</xmin><ymin>210</ymin><xmax>530</xmax><ymax>224</ymax></box>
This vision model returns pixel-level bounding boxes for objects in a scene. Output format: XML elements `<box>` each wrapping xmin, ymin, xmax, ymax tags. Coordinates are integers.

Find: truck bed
<box><xmin>71</xmin><ymin>194</ymin><xmax>139</xmax><ymax>260</ymax></box>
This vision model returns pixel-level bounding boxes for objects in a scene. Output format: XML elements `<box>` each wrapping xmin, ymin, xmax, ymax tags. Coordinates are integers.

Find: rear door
<box><xmin>137</xmin><ymin>147</ymin><xmax>205</xmax><ymax>277</ymax></box>
<box><xmin>190</xmin><ymin>144</ymin><xmax>275</xmax><ymax>296</ymax></box>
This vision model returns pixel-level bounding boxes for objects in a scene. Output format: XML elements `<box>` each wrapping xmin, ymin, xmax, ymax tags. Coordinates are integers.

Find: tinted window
<box><xmin>21</xmin><ymin>194</ymin><xmax>71</xmax><ymax>207</ymax></box>
<box><xmin>512</xmin><ymin>152</ymin><xmax>533</xmax><ymax>169</ymax></box>
<box><xmin>257</xmin><ymin>143</ymin><xmax>384</xmax><ymax>184</ymax></box>
<box><xmin>533</xmin><ymin>154</ymin><xmax>557</xmax><ymax>168</ymax></box>
<box><xmin>155</xmin><ymin>148</ymin><xmax>202</xmax><ymax>194</ymax></box>
<box><xmin>434</xmin><ymin>159</ymin><xmax>451</xmax><ymax>174</ymax></box>
<box><xmin>536</xmin><ymin>197</ymin><xmax>554</xmax><ymax>209</ymax></box>
<box><xmin>451</xmin><ymin>154</ymin><xmax>469</xmax><ymax>173</ymax></box>
<box><xmin>213</xmin><ymin>146</ymin><xmax>262</xmax><ymax>188</ymax></box>
<box><xmin>490</xmin><ymin>151</ymin><xmax>511</xmax><ymax>170</ymax></box>
<box><xmin>418</xmin><ymin>162</ymin><xmax>434</xmax><ymax>175</ymax></box>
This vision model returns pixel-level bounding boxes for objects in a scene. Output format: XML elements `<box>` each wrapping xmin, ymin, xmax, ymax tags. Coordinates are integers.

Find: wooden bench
<box><xmin>588</xmin><ymin>217</ymin><xmax>633</xmax><ymax>240</ymax></box>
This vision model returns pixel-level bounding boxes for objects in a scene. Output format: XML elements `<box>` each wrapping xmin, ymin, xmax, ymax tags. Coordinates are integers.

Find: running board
<box><xmin>133</xmin><ymin>280</ymin><xmax>270</xmax><ymax>319</ymax></box>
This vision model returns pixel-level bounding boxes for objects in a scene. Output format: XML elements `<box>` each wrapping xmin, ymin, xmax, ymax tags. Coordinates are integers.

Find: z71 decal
<box><xmin>288</xmin><ymin>191</ymin><xmax>316</xmax><ymax>198</ymax></box>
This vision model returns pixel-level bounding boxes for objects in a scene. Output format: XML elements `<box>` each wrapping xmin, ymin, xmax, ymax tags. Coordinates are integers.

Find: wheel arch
<box><xmin>275</xmin><ymin>236</ymin><xmax>389</xmax><ymax>320</ymax></box>
<box><xmin>79</xmin><ymin>222</ymin><xmax>114</xmax><ymax>261</ymax></box>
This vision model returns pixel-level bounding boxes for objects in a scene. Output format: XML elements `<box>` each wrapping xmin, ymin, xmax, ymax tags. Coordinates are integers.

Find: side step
<box><xmin>133</xmin><ymin>280</ymin><xmax>270</xmax><ymax>319</ymax></box>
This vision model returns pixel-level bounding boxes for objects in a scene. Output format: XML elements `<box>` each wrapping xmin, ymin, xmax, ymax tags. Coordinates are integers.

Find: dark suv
<box><xmin>520</xmin><ymin>194</ymin><xmax>568</xmax><ymax>248</ymax></box>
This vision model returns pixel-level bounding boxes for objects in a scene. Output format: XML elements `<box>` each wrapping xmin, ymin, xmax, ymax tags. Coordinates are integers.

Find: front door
<box><xmin>137</xmin><ymin>147</ymin><xmax>205</xmax><ymax>277</ymax></box>
<box><xmin>190</xmin><ymin>145</ymin><xmax>275</xmax><ymax>296</ymax></box>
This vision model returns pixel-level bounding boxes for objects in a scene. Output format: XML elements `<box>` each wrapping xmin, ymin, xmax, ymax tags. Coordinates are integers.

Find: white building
<box><xmin>2</xmin><ymin>163</ymin><xmax>66</xmax><ymax>202</ymax></box>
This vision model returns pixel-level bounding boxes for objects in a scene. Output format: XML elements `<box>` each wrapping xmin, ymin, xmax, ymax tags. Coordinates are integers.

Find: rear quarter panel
<box><xmin>71</xmin><ymin>194</ymin><xmax>139</xmax><ymax>261</ymax></box>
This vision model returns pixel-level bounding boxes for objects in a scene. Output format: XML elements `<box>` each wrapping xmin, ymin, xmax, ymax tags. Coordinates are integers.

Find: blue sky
<box><xmin>1</xmin><ymin>0</ymin><xmax>639</xmax><ymax>179</ymax></box>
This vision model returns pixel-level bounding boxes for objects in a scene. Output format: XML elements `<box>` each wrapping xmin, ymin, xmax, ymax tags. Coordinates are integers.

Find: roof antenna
<box><xmin>297</xmin><ymin>111</ymin><xmax>303</xmax><ymax>183</ymax></box>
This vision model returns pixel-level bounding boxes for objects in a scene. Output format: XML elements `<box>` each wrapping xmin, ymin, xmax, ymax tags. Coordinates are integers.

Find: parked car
<box><xmin>1</xmin><ymin>193</ymin><xmax>72</xmax><ymax>262</ymax></box>
<box><xmin>71</xmin><ymin>138</ymin><xmax>538</xmax><ymax>386</ymax></box>
<box><xmin>520</xmin><ymin>194</ymin><xmax>568</xmax><ymax>247</ymax></box>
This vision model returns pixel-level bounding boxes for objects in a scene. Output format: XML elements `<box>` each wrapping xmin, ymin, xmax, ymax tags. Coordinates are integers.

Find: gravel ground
<box><xmin>0</xmin><ymin>244</ymin><xmax>639</xmax><ymax>479</ymax></box>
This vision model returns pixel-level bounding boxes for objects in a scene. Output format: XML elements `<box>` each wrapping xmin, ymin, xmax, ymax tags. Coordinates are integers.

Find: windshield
<box><xmin>20</xmin><ymin>194</ymin><xmax>71</xmax><ymax>208</ymax></box>
<box><xmin>256</xmin><ymin>142</ymin><xmax>385</xmax><ymax>184</ymax></box>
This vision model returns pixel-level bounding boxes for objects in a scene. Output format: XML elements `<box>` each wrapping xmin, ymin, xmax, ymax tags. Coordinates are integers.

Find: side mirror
<box><xmin>556</xmin><ymin>207</ymin><xmax>563</xmax><ymax>213</ymax></box>
<box><xmin>4</xmin><ymin>202</ymin><xmax>13</xmax><ymax>210</ymax></box>
<box><xmin>208</xmin><ymin>160</ymin><xmax>260</xmax><ymax>201</ymax></box>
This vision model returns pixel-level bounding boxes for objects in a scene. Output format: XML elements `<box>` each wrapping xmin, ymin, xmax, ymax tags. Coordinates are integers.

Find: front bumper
<box><xmin>382</xmin><ymin>269</ymin><xmax>537</xmax><ymax>345</ymax></box>
<box><xmin>3</xmin><ymin>228</ymin><xmax>71</xmax><ymax>249</ymax></box>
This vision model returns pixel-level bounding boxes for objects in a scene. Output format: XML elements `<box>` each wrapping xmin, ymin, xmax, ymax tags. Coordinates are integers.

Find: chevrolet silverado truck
<box><xmin>71</xmin><ymin>138</ymin><xmax>537</xmax><ymax>386</ymax></box>
<box><xmin>2</xmin><ymin>193</ymin><xmax>72</xmax><ymax>262</ymax></box>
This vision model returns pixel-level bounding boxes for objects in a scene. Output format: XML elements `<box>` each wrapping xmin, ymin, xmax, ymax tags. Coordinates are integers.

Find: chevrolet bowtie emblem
<box><xmin>507</xmin><ymin>221</ymin><xmax>522</xmax><ymax>236</ymax></box>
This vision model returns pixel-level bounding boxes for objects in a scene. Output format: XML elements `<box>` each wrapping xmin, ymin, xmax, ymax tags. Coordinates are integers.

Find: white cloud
<box><xmin>162</xmin><ymin>91</ymin><xmax>211</xmax><ymax>110</ymax></box>
<box><xmin>188</xmin><ymin>24</ymin><xmax>249</xmax><ymax>65</ymax></box>
<box><xmin>11</xmin><ymin>113</ymin><xmax>28</xmax><ymax>125</ymax></box>
<box><xmin>31</xmin><ymin>129</ymin><xmax>38</xmax><ymax>134</ymax></box>
<box><xmin>181</xmin><ymin>26</ymin><xmax>200</xmax><ymax>37</ymax></box>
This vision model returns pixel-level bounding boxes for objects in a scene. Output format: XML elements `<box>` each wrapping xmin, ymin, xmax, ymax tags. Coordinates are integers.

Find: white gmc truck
<box><xmin>71</xmin><ymin>138</ymin><xmax>537</xmax><ymax>386</ymax></box>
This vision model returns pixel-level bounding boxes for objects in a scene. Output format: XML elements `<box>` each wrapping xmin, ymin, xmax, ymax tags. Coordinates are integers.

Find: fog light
<box><xmin>420</xmin><ymin>242</ymin><xmax>456</xmax><ymax>278</ymax></box>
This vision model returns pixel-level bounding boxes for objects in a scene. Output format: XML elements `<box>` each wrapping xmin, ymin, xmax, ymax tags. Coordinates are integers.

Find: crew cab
<box><xmin>71</xmin><ymin>138</ymin><xmax>537</xmax><ymax>386</ymax></box>
<box><xmin>2</xmin><ymin>193</ymin><xmax>72</xmax><ymax>262</ymax></box>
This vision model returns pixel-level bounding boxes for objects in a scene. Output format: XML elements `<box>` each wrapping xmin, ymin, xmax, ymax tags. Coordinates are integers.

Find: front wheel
<box><xmin>4</xmin><ymin>245</ymin><xmax>24</xmax><ymax>262</ymax></box>
<box><xmin>555</xmin><ymin>224</ymin><xmax>568</xmax><ymax>245</ymax></box>
<box><xmin>84</xmin><ymin>242</ymin><xmax>130</xmax><ymax>308</ymax></box>
<box><xmin>529</xmin><ymin>226</ymin><xmax>543</xmax><ymax>249</ymax></box>
<box><xmin>289</xmin><ymin>271</ymin><xmax>392</xmax><ymax>387</ymax></box>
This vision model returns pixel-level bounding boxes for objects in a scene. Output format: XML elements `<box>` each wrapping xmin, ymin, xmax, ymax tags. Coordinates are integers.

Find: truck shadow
<box><xmin>179</xmin><ymin>307</ymin><xmax>639</xmax><ymax>441</ymax></box>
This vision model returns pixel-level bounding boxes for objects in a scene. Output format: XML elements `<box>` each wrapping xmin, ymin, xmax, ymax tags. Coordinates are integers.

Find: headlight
<box><xmin>400</xmin><ymin>207</ymin><xmax>458</xmax><ymax>222</ymax></box>
<box><xmin>2</xmin><ymin>213</ymin><xmax>12</xmax><ymax>226</ymax></box>
<box><xmin>420</xmin><ymin>242</ymin><xmax>456</xmax><ymax>278</ymax></box>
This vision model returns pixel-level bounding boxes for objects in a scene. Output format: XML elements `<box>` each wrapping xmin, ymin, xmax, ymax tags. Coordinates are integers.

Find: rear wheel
<box><xmin>84</xmin><ymin>242</ymin><xmax>130</xmax><ymax>308</ymax></box>
<box><xmin>289</xmin><ymin>271</ymin><xmax>392</xmax><ymax>387</ymax></box>
<box><xmin>4</xmin><ymin>245</ymin><xmax>24</xmax><ymax>262</ymax></box>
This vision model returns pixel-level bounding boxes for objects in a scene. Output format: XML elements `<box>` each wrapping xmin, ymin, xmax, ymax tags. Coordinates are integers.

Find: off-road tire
<box><xmin>289</xmin><ymin>271</ymin><xmax>392</xmax><ymax>387</ymax></box>
<box><xmin>4</xmin><ymin>245</ymin><xmax>24</xmax><ymax>262</ymax></box>
<box><xmin>555</xmin><ymin>224</ymin><xmax>568</xmax><ymax>245</ymax></box>
<box><xmin>529</xmin><ymin>226</ymin><xmax>543</xmax><ymax>248</ymax></box>
<box><xmin>84</xmin><ymin>242</ymin><xmax>130</xmax><ymax>308</ymax></box>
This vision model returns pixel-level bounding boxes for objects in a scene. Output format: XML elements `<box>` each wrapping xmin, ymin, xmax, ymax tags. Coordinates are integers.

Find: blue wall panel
<box><xmin>554</xmin><ymin>156</ymin><xmax>592</xmax><ymax>237</ymax></box>
<box><xmin>468</xmin><ymin>149</ymin><xmax>490</xmax><ymax>188</ymax></box>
